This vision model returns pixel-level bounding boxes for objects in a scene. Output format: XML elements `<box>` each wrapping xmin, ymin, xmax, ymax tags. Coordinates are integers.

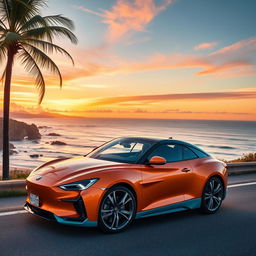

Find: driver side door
<box><xmin>140</xmin><ymin>143</ymin><xmax>192</xmax><ymax>211</ymax></box>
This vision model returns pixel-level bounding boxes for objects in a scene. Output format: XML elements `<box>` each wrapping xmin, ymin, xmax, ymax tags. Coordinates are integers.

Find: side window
<box><xmin>189</xmin><ymin>147</ymin><xmax>209</xmax><ymax>158</ymax></box>
<box><xmin>183</xmin><ymin>146</ymin><xmax>198</xmax><ymax>160</ymax></box>
<box><xmin>131</xmin><ymin>143</ymin><xmax>143</xmax><ymax>153</ymax></box>
<box><xmin>148</xmin><ymin>144</ymin><xmax>182</xmax><ymax>163</ymax></box>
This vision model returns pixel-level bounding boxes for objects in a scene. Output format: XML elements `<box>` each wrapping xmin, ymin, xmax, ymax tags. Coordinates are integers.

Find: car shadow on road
<box><xmin>25</xmin><ymin>208</ymin><xmax>209</xmax><ymax>237</ymax></box>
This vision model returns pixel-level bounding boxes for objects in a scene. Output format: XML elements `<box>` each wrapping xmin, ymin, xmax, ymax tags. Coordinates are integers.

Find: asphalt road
<box><xmin>0</xmin><ymin>176</ymin><xmax>256</xmax><ymax>256</ymax></box>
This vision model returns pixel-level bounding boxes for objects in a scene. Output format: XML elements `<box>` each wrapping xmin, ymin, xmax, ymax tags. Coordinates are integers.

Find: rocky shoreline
<box><xmin>0</xmin><ymin>118</ymin><xmax>41</xmax><ymax>151</ymax></box>
<box><xmin>0</xmin><ymin>118</ymin><xmax>68</xmax><ymax>158</ymax></box>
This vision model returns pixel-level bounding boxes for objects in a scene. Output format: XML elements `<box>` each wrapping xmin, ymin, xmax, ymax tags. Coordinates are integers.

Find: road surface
<box><xmin>0</xmin><ymin>174</ymin><xmax>256</xmax><ymax>256</ymax></box>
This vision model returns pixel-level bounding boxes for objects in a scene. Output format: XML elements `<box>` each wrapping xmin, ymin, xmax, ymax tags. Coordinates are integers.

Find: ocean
<box><xmin>4</xmin><ymin>117</ymin><xmax>256</xmax><ymax>169</ymax></box>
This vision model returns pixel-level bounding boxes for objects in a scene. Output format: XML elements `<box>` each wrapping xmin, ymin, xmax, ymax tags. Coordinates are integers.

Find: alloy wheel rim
<box><xmin>100</xmin><ymin>190</ymin><xmax>135</xmax><ymax>231</ymax></box>
<box><xmin>204</xmin><ymin>179</ymin><xmax>223</xmax><ymax>211</ymax></box>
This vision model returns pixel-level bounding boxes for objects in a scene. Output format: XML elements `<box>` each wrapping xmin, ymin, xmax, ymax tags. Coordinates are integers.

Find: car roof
<box><xmin>119</xmin><ymin>136</ymin><xmax>195</xmax><ymax>147</ymax></box>
<box><xmin>119</xmin><ymin>136</ymin><xmax>210</xmax><ymax>156</ymax></box>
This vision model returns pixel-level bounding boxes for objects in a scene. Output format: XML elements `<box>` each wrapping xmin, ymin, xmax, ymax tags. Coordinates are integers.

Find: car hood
<box><xmin>28</xmin><ymin>156</ymin><xmax>123</xmax><ymax>186</ymax></box>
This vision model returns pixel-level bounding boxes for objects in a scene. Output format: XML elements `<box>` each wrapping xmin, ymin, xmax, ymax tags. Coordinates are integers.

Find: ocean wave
<box><xmin>212</xmin><ymin>152</ymin><xmax>238</xmax><ymax>156</ymax></box>
<box><xmin>208</xmin><ymin>145</ymin><xmax>236</xmax><ymax>150</ymax></box>
<box><xmin>193</xmin><ymin>144</ymin><xmax>237</xmax><ymax>150</ymax></box>
<box><xmin>227</xmin><ymin>138</ymin><xmax>252</xmax><ymax>141</ymax></box>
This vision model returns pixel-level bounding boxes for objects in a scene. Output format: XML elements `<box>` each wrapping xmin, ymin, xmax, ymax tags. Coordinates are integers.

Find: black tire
<box><xmin>98</xmin><ymin>185</ymin><xmax>136</xmax><ymax>233</ymax></box>
<box><xmin>200</xmin><ymin>176</ymin><xmax>224</xmax><ymax>214</ymax></box>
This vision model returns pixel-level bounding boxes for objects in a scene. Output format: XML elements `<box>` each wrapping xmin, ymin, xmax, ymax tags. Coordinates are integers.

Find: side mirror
<box><xmin>148</xmin><ymin>156</ymin><xmax>167</xmax><ymax>165</ymax></box>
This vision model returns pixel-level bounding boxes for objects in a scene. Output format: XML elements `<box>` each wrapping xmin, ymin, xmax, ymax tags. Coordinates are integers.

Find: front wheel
<box><xmin>98</xmin><ymin>186</ymin><xmax>136</xmax><ymax>233</ymax></box>
<box><xmin>200</xmin><ymin>176</ymin><xmax>224</xmax><ymax>214</ymax></box>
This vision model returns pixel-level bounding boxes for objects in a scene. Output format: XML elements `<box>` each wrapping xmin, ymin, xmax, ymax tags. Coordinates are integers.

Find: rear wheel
<box><xmin>98</xmin><ymin>186</ymin><xmax>136</xmax><ymax>233</ymax></box>
<box><xmin>200</xmin><ymin>176</ymin><xmax>224</xmax><ymax>214</ymax></box>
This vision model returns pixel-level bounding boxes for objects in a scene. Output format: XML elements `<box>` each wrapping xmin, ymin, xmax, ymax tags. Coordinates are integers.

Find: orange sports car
<box><xmin>25</xmin><ymin>137</ymin><xmax>228</xmax><ymax>233</ymax></box>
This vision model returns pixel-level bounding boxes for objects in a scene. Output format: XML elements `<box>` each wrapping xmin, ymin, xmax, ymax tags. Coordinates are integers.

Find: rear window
<box><xmin>189</xmin><ymin>147</ymin><xmax>209</xmax><ymax>158</ymax></box>
<box><xmin>183</xmin><ymin>147</ymin><xmax>198</xmax><ymax>160</ymax></box>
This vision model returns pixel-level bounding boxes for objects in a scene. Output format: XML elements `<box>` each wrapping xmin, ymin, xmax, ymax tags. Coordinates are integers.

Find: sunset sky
<box><xmin>1</xmin><ymin>0</ymin><xmax>256</xmax><ymax>120</ymax></box>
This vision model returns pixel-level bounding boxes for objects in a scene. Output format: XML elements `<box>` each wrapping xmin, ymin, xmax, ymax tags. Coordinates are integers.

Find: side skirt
<box><xmin>136</xmin><ymin>198</ymin><xmax>201</xmax><ymax>219</ymax></box>
<box><xmin>54</xmin><ymin>215</ymin><xmax>97</xmax><ymax>227</ymax></box>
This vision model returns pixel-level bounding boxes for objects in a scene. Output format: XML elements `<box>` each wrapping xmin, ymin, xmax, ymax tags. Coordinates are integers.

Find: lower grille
<box><xmin>74</xmin><ymin>197</ymin><xmax>87</xmax><ymax>219</ymax></box>
<box><xmin>25</xmin><ymin>196</ymin><xmax>88</xmax><ymax>223</ymax></box>
<box><xmin>25</xmin><ymin>203</ymin><xmax>56</xmax><ymax>221</ymax></box>
<box><xmin>60</xmin><ymin>196</ymin><xmax>87</xmax><ymax>222</ymax></box>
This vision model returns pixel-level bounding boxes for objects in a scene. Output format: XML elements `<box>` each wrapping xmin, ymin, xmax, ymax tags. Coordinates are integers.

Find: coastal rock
<box><xmin>10</xmin><ymin>149</ymin><xmax>18</xmax><ymax>155</ymax></box>
<box><xmin>25</xmin><ymin>123</ymin><xmax>41</xmax><ymax>140</ymax></box>
<box><xmin>10</xmin><ymin>143</ymin><xmax>15</xmax><ymax>149</ymax></box>
<box><xmin>29</xmin><ymin>154</ymin><xmax>43</xmax><ymax>158</ymax></box>
<box><xmin>51</xmin><ymin>141</ymin><xmax>67</xmax><ymax>145</ymax></box>
<box><xmin>0</xmin><ymin>118</ymin><xmax>41</xmax><ymax>150</ymax></box>
<box><xmin>48</xmin><ymin>133</ymin><xmax>61</xmax><ymax>136</ymax></box>
<box><xmin>38</xmin><ymin>125</ymin><xmax>51</xmax><ymax>129</ymax></box>
<box><xmin>30</xmin><ymin>154</ymin><xmax>39</xmax><ymax>158</ymax></box>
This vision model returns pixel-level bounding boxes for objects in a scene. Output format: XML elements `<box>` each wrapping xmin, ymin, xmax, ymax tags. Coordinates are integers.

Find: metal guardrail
<box><xmin>0</xmin><ymin>179</ymin><xmax>26</xmax><ymax>193</ymax></box>
<box><xmin>0</xmin><ymin>162</ymin><xmax>256</xmax><ymax>193</ymax></box>
<box><xmin>227</xmin><ymin>161</ymin><xmax>256</xmax><ymax>175</ymax></box>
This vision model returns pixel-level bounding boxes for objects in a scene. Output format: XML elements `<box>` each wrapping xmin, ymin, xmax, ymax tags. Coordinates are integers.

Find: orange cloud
<box><xmin>196</xmin><ymin>60</ymin><xmax>253</xmax><ymax>76</ymax></box>
<box><xmin>120</xmin><ymin>53</ymin><xmax>211</xmax><ymax>72</ymax></box>
<box><xmin>103</xmin><ymin>0</ymin><xmax>173</xmax><ymax>41</ymax></box>
<box><xmin>210</xmin><ymin>37</ymin><xmax>256</xmax><ymax>57</ymax></box>
<box><xmin>194</xmin><ymin>41</ymin><xmax>218</xmax><ymax>51</ymax></box>
<box><xmin>122</xmin><ymin>38</ymin><xmax>256</xmax><ymax>77</ymax></box>
<box><xmin>89</xmin><ymin>90</ymin><xmax>256</xmax><ymax>106</ymax></box>
<box><xmin>75</xmin><ymin>0</ymin><xmax>173</xmax><ymax>42</ymax></box>
<box><xmin>60</xmin><ymin>37</ymin><xmax>256</xmax><ymax>82</ymax></box>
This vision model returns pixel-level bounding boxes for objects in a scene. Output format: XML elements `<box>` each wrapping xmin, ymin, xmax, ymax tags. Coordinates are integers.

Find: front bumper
<box><xmin>24</xmin><ymin>202</ymin><xmax>97</xmax><ymax>227</ymax></box>
<box><xmin>26</xmin><ymin>177</ymin><xmax>105</xmax><ymax>222</ymax></box>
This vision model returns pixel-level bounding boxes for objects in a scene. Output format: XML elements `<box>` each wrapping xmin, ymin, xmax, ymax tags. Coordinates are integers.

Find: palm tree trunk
<box><xmin>2</xmin><ymin>48</ymin><xmax>15</xmax><ymax>180</ymax></box>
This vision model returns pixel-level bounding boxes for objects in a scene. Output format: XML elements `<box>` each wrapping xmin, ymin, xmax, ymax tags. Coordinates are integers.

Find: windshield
<box><xmin>87</xmin><ymin>138</ymin><xmax>154</xmax><ymax>164</ymax></box>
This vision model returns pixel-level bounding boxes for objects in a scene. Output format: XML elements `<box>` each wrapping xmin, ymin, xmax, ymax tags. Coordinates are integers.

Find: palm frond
<box><xmin>0</xmin><ymin>41</ymin><xmax>7</xmax><ymax>63</ymax></box>
<box><xmin>0</xmin><ymin>67</ymin><xmax>6</xmax><ymax>86</ymax></box>
<box><xmin>0</xmin><ymin>25</ymin><xmax>7</xmax><ymax>33</ymax></box>
<box><xmin>23</xmin><ymin>26</ymin><xmax>78</xmax><ymax>44</ymax></box>
<box><xmin>0</xmin><ymin>41</ymin><xmax>7</xmax><ymax>85</ymax></box>
<box><xmin>22</xmin><ymin>43</ymin><xmax>63</xmax><ymax>88</ymax></box>
<box><xmin>26</xmin><ymin>0</ymin><xmax>47</xmax><ymax>10</ymax></box>
<box><xmin>10</xmin><ymin>0</ymin><xmax>37</xmax><ymax>30</ymax></box>
<box><xmin>21</xmin><ymin>38</ymin><xmax>74</xmax><ymax>65</ymax></box>
<box><xmin>0</xmin><ymin>33</ymin><xmax>6</xmax><ymax>41</ymax></box>
<box><xmin>19</xmin><ymin>14</ymin><xmax>75</xmax><ymax>33</ymax></box>
<box><xmin>19</xmin><ymin>46</ymin><xmax>45</xmax><ymax>103</ymax></box>
<box><xmin>10</xmin><ymin>0</ymin><xmax>47</xmax><ymax>31</ymax></box>
<box><xmin>0</xmin><ymin>0</ymin><xmax>11</xmax><ymax>27</ymax></box>
<box><xmin>18</xmin><ymin>15</ymin><xmax>47</xmax><ymax>32</ymax></box>
<box><xmin>0</xmin><ymin>19</ymin><xmax>7</xmax><ymax>30</ymax></box>
<box><xmin>43</xmin><ymin>15</ymin><xmax>74</xmax><ymax>30</ymax></box>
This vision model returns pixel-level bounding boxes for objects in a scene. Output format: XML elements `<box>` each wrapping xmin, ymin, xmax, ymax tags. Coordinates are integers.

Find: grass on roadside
<box><xmin>10</xmin><ymin>169</ymin><xmax>30</xmax><ymax>179</ymax></box>
<box><xmin>0</xmin><ymin>169</ymin><xmax>31</xmax><ymax>180</ymax></box>
<box><xmin>229</xmin><ymin>152</ymin><xmax>256</xmax><ymax>163</ymax></box>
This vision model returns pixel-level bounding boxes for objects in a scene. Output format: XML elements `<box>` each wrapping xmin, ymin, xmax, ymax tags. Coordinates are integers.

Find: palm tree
<box><xmin>0</xmin><ymin>0</ymin><xmax>77</xmax><ymax>180</ymax></box>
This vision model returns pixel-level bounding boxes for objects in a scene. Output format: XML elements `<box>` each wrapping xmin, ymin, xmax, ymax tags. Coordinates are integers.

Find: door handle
<box><xmin>181</xmin><ymin>168</ymin><xmax>191</xmax><ymax>173</ymax></box>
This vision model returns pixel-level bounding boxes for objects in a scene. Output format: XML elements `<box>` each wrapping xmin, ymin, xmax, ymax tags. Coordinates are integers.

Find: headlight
<box><xmin>59</xmin><ymin>178</ymin><xmax>99</xmax><ymax>191</ymax></box>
